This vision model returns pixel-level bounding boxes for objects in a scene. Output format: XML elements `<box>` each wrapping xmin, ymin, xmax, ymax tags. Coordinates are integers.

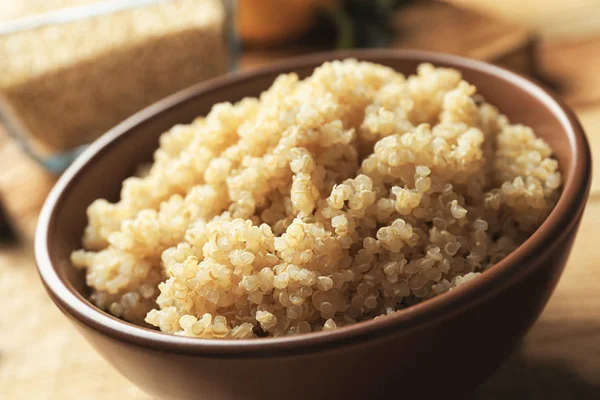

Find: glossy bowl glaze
<box><xmin>35</xmin><ymin>50</ymin><xmax>592</xmax><ymax>400</ymax></box>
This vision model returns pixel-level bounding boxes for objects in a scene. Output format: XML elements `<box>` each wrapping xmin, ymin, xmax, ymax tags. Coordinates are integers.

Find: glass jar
<box><xmin>0</xmin><ymin>0</ymin><xmax>237</xmax><ymax>173</ymax></box>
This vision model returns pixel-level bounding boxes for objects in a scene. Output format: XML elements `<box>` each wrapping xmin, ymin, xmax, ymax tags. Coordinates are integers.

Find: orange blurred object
<box><xmin>238</xmin><ymin>0</ymin><xmax>339</xmax><ymax>46</ymax></box>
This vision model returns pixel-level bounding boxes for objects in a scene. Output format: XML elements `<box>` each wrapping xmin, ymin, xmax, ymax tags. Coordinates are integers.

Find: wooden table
<box><xmin>2</xmin><ymin>3</ymin><xmax>600</xmax><ymax>400</ymax></box>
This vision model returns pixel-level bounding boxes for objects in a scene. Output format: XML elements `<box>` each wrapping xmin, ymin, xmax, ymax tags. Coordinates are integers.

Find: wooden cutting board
<box><xmin>241</xmin><ymin>1</ymin><xmax>538</xmax><ymax>72</ymax></box>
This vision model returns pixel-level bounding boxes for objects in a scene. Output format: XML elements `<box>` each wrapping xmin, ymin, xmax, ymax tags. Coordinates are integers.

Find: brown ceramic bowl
<box><xmin>35</xmin><ymin>50</ymin><xmax>591</xmax><ymax>400</ymax></box>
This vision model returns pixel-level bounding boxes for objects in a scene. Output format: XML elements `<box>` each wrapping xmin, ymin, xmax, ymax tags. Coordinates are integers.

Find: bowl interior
<box><xmin>43</xmin><ymin>51</ymin><xmax>576</xmax><ymax>331</ymax></box>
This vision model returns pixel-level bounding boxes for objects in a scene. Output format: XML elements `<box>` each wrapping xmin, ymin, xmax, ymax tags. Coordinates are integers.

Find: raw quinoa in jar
<box><xmin>0</xmin><ymin>0</ymin><xmax>236</xmax><ymax>173</ymax></box>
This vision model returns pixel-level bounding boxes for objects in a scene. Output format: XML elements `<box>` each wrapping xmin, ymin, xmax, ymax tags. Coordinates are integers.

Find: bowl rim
<box><xmin>35</xmin><ymin>49</ymin><xmax>592</xmax><ymax>357</ymax></box>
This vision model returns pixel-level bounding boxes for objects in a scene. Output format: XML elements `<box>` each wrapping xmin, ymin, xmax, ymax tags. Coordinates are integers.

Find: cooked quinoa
<box><xmin>71</xmin><ymin>60</ymin><xmax>562</xmax><ymax>339</ymax></box>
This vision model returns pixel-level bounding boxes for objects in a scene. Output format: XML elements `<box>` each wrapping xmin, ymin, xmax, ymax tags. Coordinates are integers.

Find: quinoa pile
<box><xmin>72</xmin><ymin>60</ymin><xmax>562</xmax><ymax>339</ymax></box>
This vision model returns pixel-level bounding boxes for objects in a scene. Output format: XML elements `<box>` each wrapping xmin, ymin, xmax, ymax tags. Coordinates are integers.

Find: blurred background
<box><xmin>1</xmin><ymin>1</ymin><xmax>599</xmax><ymax>399</ymax></box>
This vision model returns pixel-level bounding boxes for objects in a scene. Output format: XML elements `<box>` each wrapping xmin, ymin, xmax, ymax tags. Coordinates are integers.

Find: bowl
<box><xmin>35</xmin><ymin>50</ymin><xmax>592</xmax><ymax>400</ymax></box>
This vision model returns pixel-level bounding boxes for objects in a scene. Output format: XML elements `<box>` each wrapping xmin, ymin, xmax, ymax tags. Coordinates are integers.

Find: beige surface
<box><xmin>0</xmin><ymin>0</ymin><xmax>98</xmax><ymax>22</ymax></box>
<box><xmin>449</xmin><ymin>0</ymin><xmax>600</xmax><ymax>38</ymax></box>
<box><xmin>0</xmin><ymin>137</ymin><xmax>56</xmax><ymax>243</ymax></box>
<box><xmin>0</xmin><ymin>245</ymin><xmax>148</xmax><ymax>399</ymax></box>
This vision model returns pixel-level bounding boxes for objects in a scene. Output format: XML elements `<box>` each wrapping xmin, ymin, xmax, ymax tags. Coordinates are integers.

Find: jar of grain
<box><xmin>0</xmin><ymin>0</ymin><xmax>236</xmax><ymax>173</ymax></box>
